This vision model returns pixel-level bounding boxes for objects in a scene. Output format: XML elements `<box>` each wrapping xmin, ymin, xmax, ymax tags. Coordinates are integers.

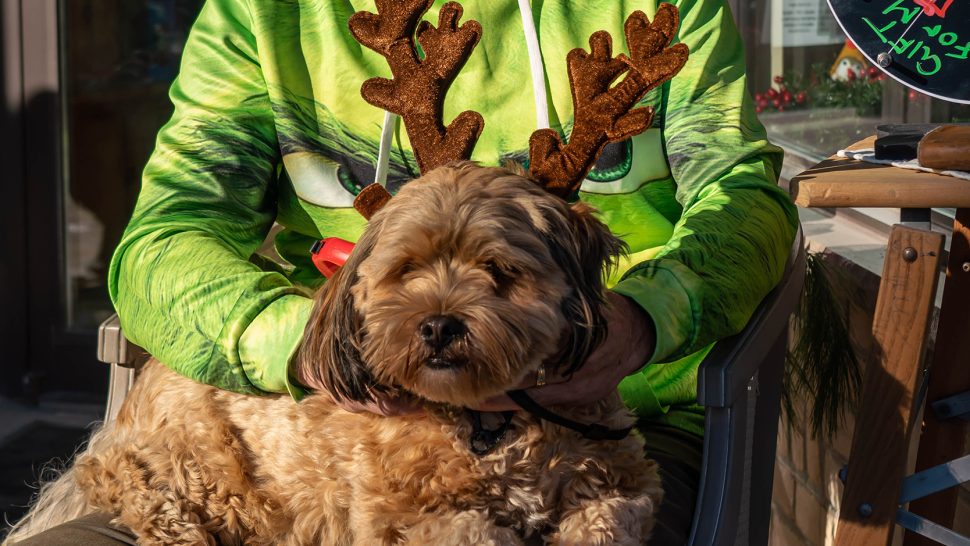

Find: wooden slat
<box><xmin>904</xmin><ymin>208</ymin><xmax>970</xmax><ymax>546</ymax></box>
<box><xmin>789</xmin><ymin>136</ymin><xmax>970</xmax><ymax>209</ymax></box>
<box><xmin>835</xmin><ymin>226</ymin><xmax>945</xmax><ymax>546</ymax></box>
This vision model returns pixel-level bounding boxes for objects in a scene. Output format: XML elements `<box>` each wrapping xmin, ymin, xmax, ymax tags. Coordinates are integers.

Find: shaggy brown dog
<box><xmin>8</xmin><ymin>163</ymin><xmax>662</xmax><ymax>546</ymax></box>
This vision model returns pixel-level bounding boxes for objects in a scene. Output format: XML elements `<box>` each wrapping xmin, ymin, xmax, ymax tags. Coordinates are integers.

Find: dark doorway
<box><xmin>1</xmin><ymin>0</ymin><xmax>203</xmax><ymax>400</ymax></box>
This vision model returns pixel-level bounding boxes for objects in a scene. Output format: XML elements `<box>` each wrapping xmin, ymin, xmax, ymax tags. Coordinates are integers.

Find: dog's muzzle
<box><xmin>419</xmin><ymin>315</ymin><xmax>467</xmax><ymax>368</ymax></box>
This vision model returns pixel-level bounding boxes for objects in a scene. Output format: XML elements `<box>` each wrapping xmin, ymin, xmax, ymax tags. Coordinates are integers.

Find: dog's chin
<box><xmin>394</xmin><ymin>356</ymin><xmax>525</xmax><ymax>407</ymax></box>
<box><xmin>411</xmin><ymin>379</ymin><xmax>503</xmax><ymax>407</ymax></box>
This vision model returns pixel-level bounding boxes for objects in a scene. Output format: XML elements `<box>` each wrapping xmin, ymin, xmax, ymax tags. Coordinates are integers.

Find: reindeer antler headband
<box><xmin>349</xmin><ymin>0</ymin><xmax>689</xmax><ymax>219</ymax></box>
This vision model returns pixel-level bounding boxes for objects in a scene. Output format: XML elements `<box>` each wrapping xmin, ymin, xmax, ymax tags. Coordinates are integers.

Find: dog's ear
<box><xmin>541</xmin><ymin>201</ymin><xmax>627</xmax><ymax>375</ymax></box>
<box><xmin>296</xmin><ymin>227</ymin><xmax>387</xmax><ymax>403</ymax></box>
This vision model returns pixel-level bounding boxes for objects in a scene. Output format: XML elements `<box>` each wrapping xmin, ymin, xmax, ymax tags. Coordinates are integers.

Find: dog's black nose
<box><xmin>419</xmin><ymin>315</ymin><xmax>467</xmax><ymax>352</ymax></box>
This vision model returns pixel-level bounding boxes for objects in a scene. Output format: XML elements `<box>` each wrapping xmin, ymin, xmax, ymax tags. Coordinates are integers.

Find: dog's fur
<box><xmin>6</xmin><ymin>163</ymin><xmax>662</xmax><ymax>545</ymax></box>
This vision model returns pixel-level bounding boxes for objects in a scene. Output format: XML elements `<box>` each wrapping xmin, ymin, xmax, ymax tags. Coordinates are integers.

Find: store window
<box><xmin>733</xmin><ymin>0</ymin><xmax>970</xmax><ymax>195</ymax></box>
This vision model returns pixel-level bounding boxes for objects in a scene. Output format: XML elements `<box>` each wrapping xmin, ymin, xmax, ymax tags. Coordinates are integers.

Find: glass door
<box><xmin>8</xmin><ymin>0</ymin><xmax>202</xmax><ymax>398</ymax></box>
<box><xmin>62</xmin><ymin>0</ymin><xmax>202</xmax><ymax>330</ymax></box>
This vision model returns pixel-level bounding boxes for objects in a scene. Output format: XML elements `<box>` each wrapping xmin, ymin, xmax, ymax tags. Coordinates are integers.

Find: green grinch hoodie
<box><xmin>108</xmin><ymin>0</ymin><xmax>798</xmax><ymax>436</ymax></box>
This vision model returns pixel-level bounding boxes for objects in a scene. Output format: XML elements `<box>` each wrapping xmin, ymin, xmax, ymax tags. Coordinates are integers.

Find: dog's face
<box><xmin>300</xmin><ymin>162</ymin><xmax>624</xmax><ymax>407</ymax></box>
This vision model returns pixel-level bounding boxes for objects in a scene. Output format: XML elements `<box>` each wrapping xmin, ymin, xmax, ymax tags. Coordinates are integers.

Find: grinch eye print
<box><xmin>284</xmin><ymin>128</ymin><xmax>671</xmax><ymax>206</ymax></box>
<box><xmin>283</xmin><ymin>152</ymin><xmax>356</xmax><ymax>208</ymax></box>
<box><xmin>333</xmin><ymin>157</ymin><xmax>412</xmax><ymax>197</ymax></box>
<box><xmin>578</xmin><ymin>128</ymin><xmax>671</xmax><ymax>195</ymax></box>
<box><xmin>284</xmin><ymin>151</ymin><xmax>415</xmax><ymax>208</ymax></box>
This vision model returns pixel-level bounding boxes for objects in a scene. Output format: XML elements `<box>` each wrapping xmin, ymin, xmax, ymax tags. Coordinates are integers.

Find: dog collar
<box><xmin>468</xmin><ymin>410</ymin><xmax>516</xmax><ymax>456</ymax></box>
<box><xmin>506</xmin><ymin>390</ymin><xmax>634</xmax><ymax>441</ymax></box>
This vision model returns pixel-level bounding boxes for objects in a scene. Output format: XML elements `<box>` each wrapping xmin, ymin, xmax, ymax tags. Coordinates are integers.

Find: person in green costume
<box><xmin>12</xmin><ymin>0</ymin><xmax>798</xmax><ymax>544</ymax></box>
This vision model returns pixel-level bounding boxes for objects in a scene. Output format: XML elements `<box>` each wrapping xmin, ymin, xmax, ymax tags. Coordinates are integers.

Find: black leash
<box><xmin>465</xmin><ymin>391</ymin><xmax>633</xmax><ymax>456</ymax></box>
<box><xmin>506</xmin><ymin>389</ymin><xmax>634</xmax><ymax>441</ymax></box>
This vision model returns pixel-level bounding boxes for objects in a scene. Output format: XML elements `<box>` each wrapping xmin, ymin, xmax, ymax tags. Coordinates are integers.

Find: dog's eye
<box><xmin>396</xmin><ymin>261</ymin><xmax>416</xmax><ymax>277</ymax></box>
<box><xmin>484</xmin><ymin>261</ymin><xmax>517</xmax><ymax>286</ymax></box>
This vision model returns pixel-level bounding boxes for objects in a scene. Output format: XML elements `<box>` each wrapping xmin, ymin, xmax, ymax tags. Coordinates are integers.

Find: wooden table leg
<box><xmin>835</xmin><ymin>225</ymin><xmax>944</xmax><ymax>546</ymax></box>
<box><xmin>905</xmin><ymin>208</ymin><xmax>970</xmax><ymax>546</ymax></box>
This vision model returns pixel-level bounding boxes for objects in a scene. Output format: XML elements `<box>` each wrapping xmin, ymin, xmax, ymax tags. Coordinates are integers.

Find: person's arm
<box><xmin>108</xmin><ymin>0</ymin><xmax>312</xmax><ymax>397</ymax></box>
<box><xmin>611</xmin><ymin>0</ymin><xmax>799</xmax><ymax>366</ymax></box>
<box><xmin>473</xmin><ymin>0</ymin><xmax>796</xmax><ymax>412</ymax></box>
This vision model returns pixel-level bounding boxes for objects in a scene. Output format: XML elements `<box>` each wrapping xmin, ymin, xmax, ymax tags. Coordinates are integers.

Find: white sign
<box><xmin>765</xmin><ymin>0</ymin><xmax>846</xmax><ymax>46</ymax></box>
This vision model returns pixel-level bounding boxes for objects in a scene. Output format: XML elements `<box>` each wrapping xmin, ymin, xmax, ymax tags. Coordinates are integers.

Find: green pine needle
<box><xmin>783</xmin><ymin>251</ymin><xmax>863</xmax><ymax>439</ymax></box>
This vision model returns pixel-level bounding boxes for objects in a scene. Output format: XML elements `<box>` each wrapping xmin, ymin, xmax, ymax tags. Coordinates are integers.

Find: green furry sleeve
<box><xmin>107</xmin><ymin>0</ymin><xmax>311</xmax><ymax>396</ymax></box>
<box><xmin>613</xmin><ymin>0</ymin><xmax>799</xmax><ymax>365</ymax></box>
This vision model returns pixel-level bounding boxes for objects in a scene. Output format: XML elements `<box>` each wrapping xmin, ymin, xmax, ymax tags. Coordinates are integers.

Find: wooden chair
<box><xmin>97</xmin><ymin>227</ymin><xmax>806</xmax><ymax>546</ymax></box>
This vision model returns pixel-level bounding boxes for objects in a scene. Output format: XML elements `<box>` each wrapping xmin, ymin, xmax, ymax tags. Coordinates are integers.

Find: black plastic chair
<box><xmin>97</xmin><ymin>227</ymin><xmax>806</xmax><ymax>546</ymax></box>
<box><xmin>688</xmin><ymin>226</ymin><xmax>806</xmax><ymax>545</ymax></box>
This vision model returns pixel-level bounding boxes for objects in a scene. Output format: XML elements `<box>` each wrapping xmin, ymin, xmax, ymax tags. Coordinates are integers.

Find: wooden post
<box><xmin>904</xmin><ymin>208</ymin><xmax>970</xmax><ymax>546</ymax></box>
<box><xmin>835</xmin><ymin>226</ymin><xmax>944</xmax><ymax>546</ymax></box>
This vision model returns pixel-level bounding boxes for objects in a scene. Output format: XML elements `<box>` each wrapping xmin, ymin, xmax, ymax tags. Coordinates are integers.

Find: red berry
<box><xmin>774</xmin><ymin>75</ymin><xmax>784</xmax><ymax>84</ymax></box>
<box><xmin>782</xmin><ymin>91</ymin><xmax>793</xmax><ymax>103</ymax></box>
<box><xmin>847</xmin><ymin>68</ymin><xmax>857</xmax><ymax>81</ymax></box>
<box><xmin>766</xmin><ymin>88</ymin><xmax>778</xmax><ymax>98</ymax></box>
<box><xmin>796</xmin><ymin>91</ymin><xmax>806</xmax><ymax>104</ymax></box>
<box><xmin>754</xmin><ymin>92</ymin><xmax>763</xmax><ymax>102</ymax></box>
<box><xmin>868</xmin><ymin>66</ymin><xmax>879</xmax><ymax>78</ymax></box>
<box><xmin>777</xmin><ymin>104</ymin><xmax>785</xmax><ymax>112</ymax></box>
<box><xmin>772</xmin><ymin>98</ymin><xmax>781</xmax><ymax>108</ymax></box>
<box><xmin>755</xmin><ymin>105</ymin><xmax>763</xmax><ymax>113</ymax></box>
<box><xmin>758</xmin><ymin>98</ymin><xmax>768</xmax><ymax>108</ymax></box>
<box><xmin>908</xmin><ymin>90</ymin><xmax>918</xmax><ymax>100</ymax></box>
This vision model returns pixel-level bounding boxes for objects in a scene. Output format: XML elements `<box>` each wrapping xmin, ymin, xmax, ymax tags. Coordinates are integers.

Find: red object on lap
<box><xmin>311</xmin><ymin>237</ymin><xmax>355</xmax><ymax>278</ymax></box>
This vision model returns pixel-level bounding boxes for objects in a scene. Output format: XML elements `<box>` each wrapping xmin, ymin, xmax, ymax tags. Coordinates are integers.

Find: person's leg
<box><xmin>9</xmin><ymin>513</ymin><xmax>137</xmax><ymax>546</ymax></box>
<box><xmin>638</xmin><ymin>415</ymin><xmax>704</xmax><ymax>546</ymax></box>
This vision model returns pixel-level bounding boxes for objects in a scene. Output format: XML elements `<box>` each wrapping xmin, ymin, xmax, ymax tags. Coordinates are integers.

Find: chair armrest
<box><xmin>98</xmin><ymin>313</ymin><xmax>148</xmax><ymax>421</ymax></box>
<box><xmin>697</xmin><ymin>227</ymin><xmax>806</xmax><ymax>408</ymax></box>
<box><xmin>97</xmin><ymin>313</ymin><xmax>145</xmax><ymax>368</ymax></box>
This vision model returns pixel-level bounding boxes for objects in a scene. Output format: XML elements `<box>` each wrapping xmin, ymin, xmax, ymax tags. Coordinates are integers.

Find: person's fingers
<box><xmin>471</xmin><ymin>375</ymin><xmax>609</xmax><ymax>412</ymax></box>
<box><xmin>520</xmin><ymin>380</ymin><xmax>608</xmax><ymax>407</ymax></box>
<box><xmin>510</xmin><ymin>364</ymin><xmax>577</xmax><ymax>391</ymax></box>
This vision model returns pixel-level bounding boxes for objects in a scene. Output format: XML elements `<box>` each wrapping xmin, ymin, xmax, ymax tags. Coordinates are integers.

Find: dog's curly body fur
<box><xmin>71</xmin><ymin>360</ymin><xmax>660</xmax><ymax>545</ymax></box>
<box><xmin>8</xmin><ymin>163</ymin><xmax>662</xmax><ymax>545</ymax></box>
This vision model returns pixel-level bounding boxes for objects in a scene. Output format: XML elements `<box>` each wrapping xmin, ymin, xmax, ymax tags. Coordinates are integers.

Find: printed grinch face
<box><xmin>276</xmin><ymin>87</ymin><xmax>672</xmax><ymax>209</ymax></box>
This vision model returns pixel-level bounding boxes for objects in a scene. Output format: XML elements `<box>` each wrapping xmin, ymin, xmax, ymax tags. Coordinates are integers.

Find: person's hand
<box><xmin>472</xmin><ymin>291</ymin><xmax>655</xmax><ymax>411</ymax></box>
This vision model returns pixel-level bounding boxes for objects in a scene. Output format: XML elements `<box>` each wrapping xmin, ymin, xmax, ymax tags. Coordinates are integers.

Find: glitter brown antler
<box><xmin>528</xmin><ymin>3</ymin><xmax>689</xmax><ymax>199</ymax></box>
<box><xmin>349</xmin><ymin>0</ymin><xmax>484</xmax><ymax>218</ymax></box>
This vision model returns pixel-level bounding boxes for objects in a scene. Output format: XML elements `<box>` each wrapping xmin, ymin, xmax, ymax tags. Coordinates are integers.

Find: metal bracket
<box><xmin>899</xmin><ymin>453</ymin><xmax>970</xmax><ymax>504</ymax></box>
<box><xmin>891</xmin><ymin>454</ymin><xmax>970</xmax><ymax>546</ymax></box>
<box><xmin>897</xmin><ymin>510</ymin><xmax>970</xmax><ymax>546</ymax></box>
